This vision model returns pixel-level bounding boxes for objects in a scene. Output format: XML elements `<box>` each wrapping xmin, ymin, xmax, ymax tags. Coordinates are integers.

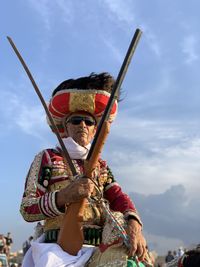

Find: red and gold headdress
<box><xmin>47</xmin><ymin>73</ymin><xmax>118</xmax><ymax>137</ymax></box>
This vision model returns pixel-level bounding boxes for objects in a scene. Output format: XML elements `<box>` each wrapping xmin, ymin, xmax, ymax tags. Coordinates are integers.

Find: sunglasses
<box><xmin>66</xmin><ymin>116</ymin><xmax>96</xmax><ymax>126</ymax></box>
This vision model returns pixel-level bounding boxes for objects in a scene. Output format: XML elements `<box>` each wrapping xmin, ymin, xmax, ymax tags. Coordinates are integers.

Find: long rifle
<box><xmin>7</xmin><ymin>37</ymin><xmax>77</xmax><ymax>177</ymax></box>
<box><xmin>57</xmin><ymin>28</ymin><xmax>142</xmax><ymax>255</ymax></box>
<box><xmin>88</xmin><ymin>28</ymin><xmax>142</xmax><ymax>161</ymax></box>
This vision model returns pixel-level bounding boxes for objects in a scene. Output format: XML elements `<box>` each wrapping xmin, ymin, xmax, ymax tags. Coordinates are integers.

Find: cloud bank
<box><xmin>130</xmin><ymin>185</ymin><xmax>200</xmax><ymax>254</ymax></box>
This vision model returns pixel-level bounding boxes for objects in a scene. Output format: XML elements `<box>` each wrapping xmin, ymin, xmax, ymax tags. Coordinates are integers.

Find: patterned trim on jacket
<box><xmin>20</xmin><ymin>148</ymin><xmax>141</xmax><ymax>226</ymax></box>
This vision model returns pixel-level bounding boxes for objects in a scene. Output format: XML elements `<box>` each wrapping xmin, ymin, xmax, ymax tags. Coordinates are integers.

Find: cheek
<box><xmin>65</xmin><ymin>125</ymin><xmax>74</xmax><ymax>136</ymax></box>
<box><xmin>91</xmin><ymin>127</ymin><xmax>97</xmax><ymax>137</ymax></box>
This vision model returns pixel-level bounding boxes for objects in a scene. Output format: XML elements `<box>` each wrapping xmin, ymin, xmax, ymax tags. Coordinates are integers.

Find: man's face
<box><xmin>65</xmin><ymin>112</ymin><xmax>97</xmax><ymax>146</ymax></box>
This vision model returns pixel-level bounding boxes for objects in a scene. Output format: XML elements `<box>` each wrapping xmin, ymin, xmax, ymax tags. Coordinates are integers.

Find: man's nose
<box><xmin>79</xmin><ymin>120</ymin><xmax>86</xmax><ymax>127</ymax></box>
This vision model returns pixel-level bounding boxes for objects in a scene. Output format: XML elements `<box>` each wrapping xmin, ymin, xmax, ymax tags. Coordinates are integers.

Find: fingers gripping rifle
<box><xmin>56</xmin><ymin>28</ymin><xmax>142</xmax><ymax>255</ymax></box>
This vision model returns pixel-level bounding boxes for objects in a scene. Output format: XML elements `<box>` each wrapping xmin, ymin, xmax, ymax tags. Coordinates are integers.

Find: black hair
<box><xmin>52</xmin><ymin>72</ymin><xmax>120</xmax><ymax>101</ymax></box>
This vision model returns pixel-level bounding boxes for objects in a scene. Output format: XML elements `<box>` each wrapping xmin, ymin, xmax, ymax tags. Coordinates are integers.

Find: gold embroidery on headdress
<box><xmin>70</xmin><ymin>92</ymin><xmax>95</xmax><ymax>114</ymax></box>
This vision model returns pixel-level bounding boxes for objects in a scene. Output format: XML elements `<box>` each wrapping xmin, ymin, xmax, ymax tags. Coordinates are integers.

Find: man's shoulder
<box><xmin>41</xmin><ymin>147</ymin><xmax>61</xmax><ymax>154</ymax></box>
<box><xmin>36</xmin><ymin>148</ymin><xmax>62</xmax><ymax>159</ymax></box>
<box><xmin>32</xmin><ymin>148</ymin><xmax>62</xmax><ymax>167</ymax></box>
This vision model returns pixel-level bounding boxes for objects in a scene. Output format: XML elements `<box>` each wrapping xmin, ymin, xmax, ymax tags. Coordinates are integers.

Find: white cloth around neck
<box><xmin>57</xmin><ymin>137</ymin><xmax>91</xmax><ymax>159</ymax></box>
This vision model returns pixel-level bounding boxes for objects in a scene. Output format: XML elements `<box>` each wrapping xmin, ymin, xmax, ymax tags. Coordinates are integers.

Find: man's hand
<box><xmin>127</xmin><ymin>219</ymin><xmax>147</xmax><ymax>261</ymax></box>
<box><xmin>56</xmin><ymin>177</ymin><xmax>94</xmax><ymax>208</ymax></box>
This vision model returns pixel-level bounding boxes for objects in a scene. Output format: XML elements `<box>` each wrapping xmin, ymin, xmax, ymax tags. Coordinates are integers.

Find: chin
<box><xmin>75</xmin><ymin>139</ymin><xmax>87</xmax><ymax>146</ymax></box>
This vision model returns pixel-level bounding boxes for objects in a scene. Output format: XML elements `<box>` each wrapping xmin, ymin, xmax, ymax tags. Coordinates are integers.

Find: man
<box><xmin>20</xmin><ymin>73</ymin><xmax>149</xmax><ymax>266</ymax></box>
<box><xmin>177</xmin><ymin>247</ymin><xmax>184</xmax><ymax>258</ymax></box>
<box><xmin>5</xmin><ymin>232</ymin><xmax>13</xmax><ymax>258</ymax></box>
<box><xmin>0</xmin><ymin>234</ymin><xmax>6</xmax><ymax>254</ymax></box>
<box><xmin>165</xmin><ymin>250</ymin><xmax>174</xmax><ymax>263</ymax></box>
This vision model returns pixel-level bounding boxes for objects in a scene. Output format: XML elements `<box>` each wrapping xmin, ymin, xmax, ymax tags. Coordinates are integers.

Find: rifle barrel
<box><xmin>87</xmin><ymin>28</ymin><xmax>142</xmax><ymax>160</ymax></box>
<box><xmin>7</xmin><ymin>36</ymin><xmax>77</xmax><ymax>176</ymax></box>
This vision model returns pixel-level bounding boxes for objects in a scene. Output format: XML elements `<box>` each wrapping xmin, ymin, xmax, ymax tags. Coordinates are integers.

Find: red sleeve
<box><xmin>102</xmin><ymin>163</ymin><xmax>142</xmax><ymax>225</ymax></box>
<box><xmin>20</xmin><ymin>149</ymin><xmax>63</xmax><ymax>222</ymax></box>
<box><xmin>104</xmin><ymin>183</ymin><xmax>136</xmax><ymax>213</ymax></box>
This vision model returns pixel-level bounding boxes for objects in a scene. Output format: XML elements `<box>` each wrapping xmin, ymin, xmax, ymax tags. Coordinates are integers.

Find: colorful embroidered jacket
<box><xmin>20</xmin><ymin>148</ymin><xmax>142</xmax><ymax>232</ymax></box>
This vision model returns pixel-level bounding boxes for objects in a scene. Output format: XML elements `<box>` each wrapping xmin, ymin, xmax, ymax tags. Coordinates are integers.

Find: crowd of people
<box><xmin>154</xmin><ymin>244</ymin><xmax>200</xmax><ymax>266</ymax></box>
<box><xmin>165</xmin><ymin>247</ymin><xmax>185</xmax><ymax>263</ymax></box>
<box><xmin>0</xmin><ymin>232</ymin><xmax>13</xmax><ymax>258</ymax></box>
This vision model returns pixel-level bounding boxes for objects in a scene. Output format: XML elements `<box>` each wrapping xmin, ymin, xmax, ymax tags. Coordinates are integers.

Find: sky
<box><xmin>0</xmin><ymin>0</ymin><xmax>200</xmax><ymax>255</ymax></box>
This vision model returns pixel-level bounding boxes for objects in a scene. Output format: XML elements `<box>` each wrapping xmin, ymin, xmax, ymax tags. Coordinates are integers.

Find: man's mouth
<box><xmin>77</xmin><ymin>130</ymin><xmax>87</xmax><ymax>135</ymax></box>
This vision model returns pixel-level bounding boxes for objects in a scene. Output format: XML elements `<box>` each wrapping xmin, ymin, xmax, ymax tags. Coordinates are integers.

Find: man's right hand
<box><xmin>56</xmin><ymin>177</ymin><xmax>94</xmax><ymax>209</ymax></box>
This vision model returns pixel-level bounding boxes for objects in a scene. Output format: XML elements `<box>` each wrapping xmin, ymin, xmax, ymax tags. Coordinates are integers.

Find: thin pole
<box><xmin>7</xmin><ymin>36</ymin><xmax>77</xmax><ymax>176</ymax></box>
<box><xmin>87</xmin><ymin>28</ymin><xmax>142</xmax><ymax>160</ymax></box>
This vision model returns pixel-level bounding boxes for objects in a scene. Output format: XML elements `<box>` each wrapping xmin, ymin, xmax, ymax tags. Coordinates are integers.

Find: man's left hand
<box><xmin>127</xmin><ymin>219</ymin><xmax>147</xmax><ymax>261</ymax></box>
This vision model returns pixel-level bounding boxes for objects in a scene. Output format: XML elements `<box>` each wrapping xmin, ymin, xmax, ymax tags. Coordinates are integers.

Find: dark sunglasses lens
<box><xmin>69</xmin><ymin>117</ymin><xmax>95</xmax><ymax>126</ymax></box>
<box><xmin>70</xmin><ymin>118</ymin><xmax>82</xmax><ymax>125</ymax></box>
<box><xmin>84</xmin><ymin>119</ymin><xmax>95</xmax><ymax>126</ymax></box>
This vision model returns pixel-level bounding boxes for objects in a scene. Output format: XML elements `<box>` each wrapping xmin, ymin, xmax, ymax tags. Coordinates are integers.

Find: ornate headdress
<box><xmin>47</xmin><ymin>72</ymin><xmax>118</xmax><ymax>137</ymax></box>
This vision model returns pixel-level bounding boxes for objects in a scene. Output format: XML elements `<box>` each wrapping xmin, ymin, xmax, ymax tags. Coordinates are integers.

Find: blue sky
<box><xmin>1</xmin><ymin>0</ymin><xmax>200</xmax><ymax>255</ymax></box>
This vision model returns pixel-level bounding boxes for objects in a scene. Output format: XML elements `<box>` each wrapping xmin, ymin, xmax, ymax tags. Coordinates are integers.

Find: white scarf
<box><xmin>57</xmin><ymin>137</ymin><xmax>91</xmax><ymax>159</ymax></box>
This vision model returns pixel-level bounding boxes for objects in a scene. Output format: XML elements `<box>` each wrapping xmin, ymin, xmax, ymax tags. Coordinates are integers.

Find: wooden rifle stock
<box><xmin>57</xmin><ymin>121</ymin><xmax>110</xmax><ymax>255</ymax></box>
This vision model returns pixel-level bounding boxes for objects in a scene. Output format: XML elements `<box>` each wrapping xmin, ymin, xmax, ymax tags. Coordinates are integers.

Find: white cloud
<box><xmin>27</xmin><ymin>0</ymin><xmax>74</xmax><ymax>30</ymax></box>
<box><xmin>27</xmin><ymin>0</ymin><xmax>136</xmax><ymax>31</ymax></box>
<box><xmin>56</xmin><ymin>0</ymin><xmax>74</xmax><ymax>24</ymax></box>
<box><xmin>131</xmin><ymin>185</ymin><xmax>200</xmax><ymax>252</ymax></box>
<box><xmin>0</xmin><ymin>90</ymin><xmax>47</xmax><ymax>138</ymax></box>
<box><xmin>182</xmin><ymin>34</ymin><xmax>199</xmax><ymax>64</ymax></box>
<box><xmin>101</xmin><ymin>0</ymin><xmax>135</xmax><ymax>26</ymax></box>
<box><xmin>104</xmin><ymin>116</ymin><xmax>200</xmax><ymax>197</ymax></box>
<box><xmin>141</xmin><ymin>24</ymin><xmax>162</xmax><ymax>58</ymax></box>
<box><xmin>16</xmin><ymin>105</ymin><xmax>46</xmax><ymax>137</ymax></box>
<box><xmin>27</xmin><ymin>0</ymin><xmax>52</xmax><ymax>30</ymax></box>
<box><xmin>101</xmin><ymin>37</ymin><xmax>123</xmax><ymax>63</ymax></box>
